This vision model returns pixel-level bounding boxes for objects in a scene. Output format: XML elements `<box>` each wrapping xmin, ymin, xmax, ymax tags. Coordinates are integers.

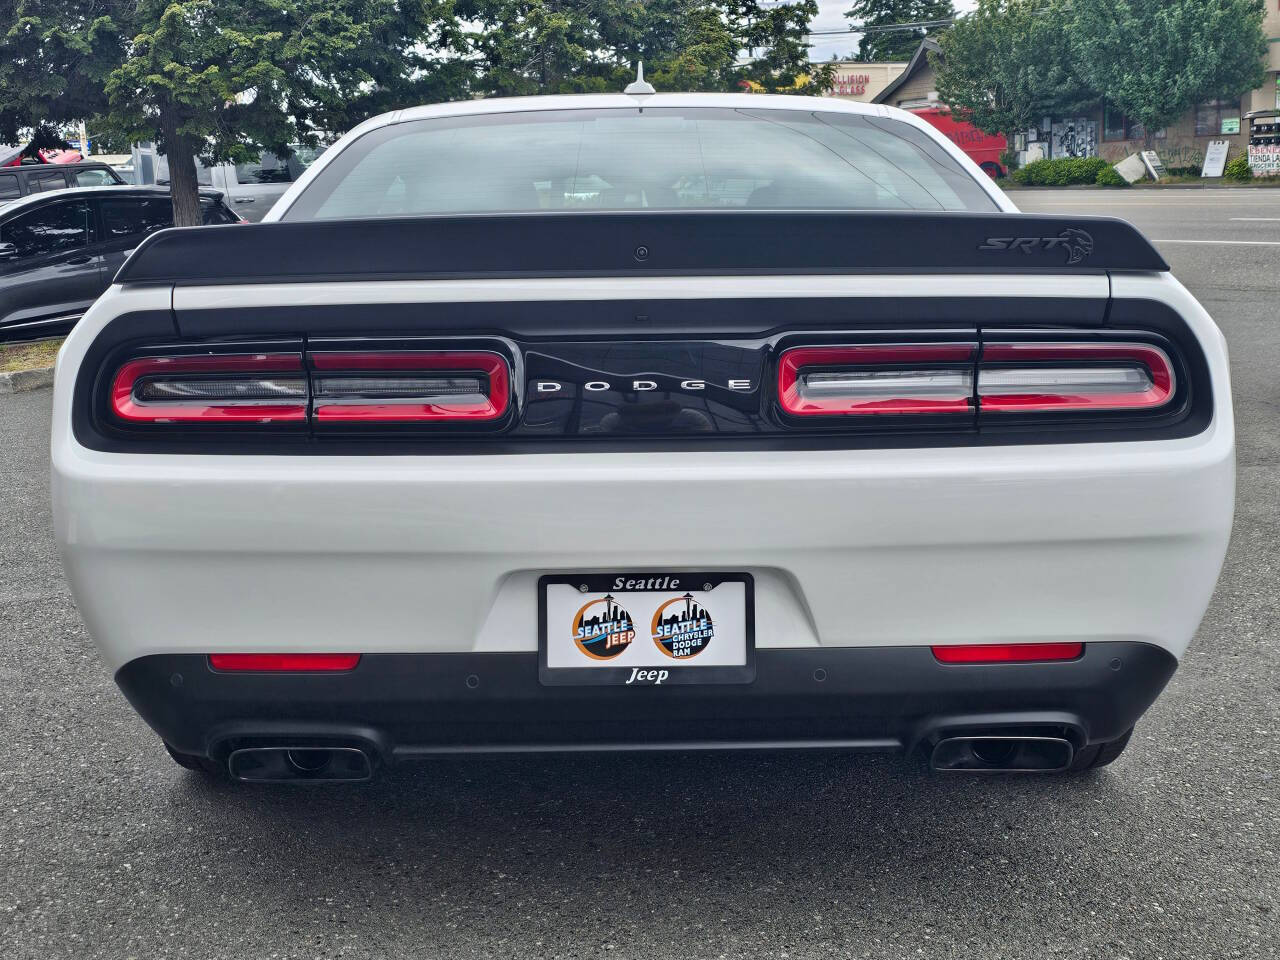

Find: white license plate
<box><xmin>538</xmin><ymin>572</ymin><xmax>755</xmax><ymax>686</ymax></box>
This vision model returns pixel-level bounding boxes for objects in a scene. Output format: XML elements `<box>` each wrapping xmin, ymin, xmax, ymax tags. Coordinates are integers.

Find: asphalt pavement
<box><xmin>1</xmin><ymin>188</ymin><xmax>1277</xmax><ymax>959</ymax></box>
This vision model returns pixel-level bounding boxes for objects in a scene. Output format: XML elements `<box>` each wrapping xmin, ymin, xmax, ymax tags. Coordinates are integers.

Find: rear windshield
<box><xmin>283</xmin><ymin>107</ymin><xmax>997</xmax><ymax>220</ymax></box>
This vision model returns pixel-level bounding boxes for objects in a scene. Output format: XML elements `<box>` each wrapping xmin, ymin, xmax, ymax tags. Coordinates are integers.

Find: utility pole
<box><xmin>78</xmin><ymin>120</ymin><xmax>89</xmax><ymax>157</ymax></box>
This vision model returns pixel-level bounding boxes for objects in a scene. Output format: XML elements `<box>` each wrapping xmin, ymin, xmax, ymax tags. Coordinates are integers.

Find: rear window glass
<box><xmin>284</xmin><ymin>107</ymin><xmax>996</xmax><ymax>220</ymax></box>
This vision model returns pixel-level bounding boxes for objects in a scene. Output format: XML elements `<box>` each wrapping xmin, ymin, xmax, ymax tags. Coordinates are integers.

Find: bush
<box><xmin>1165</xmin><ymin>164</ymin><xmax>1202</xmax><ymax>177</ymax></box>
<box><xmin>1011</xmin><ymin>156</ymin><xmax>1110</xmax><ymax>186</ymax></box>
<box><xmin>1224</xmin><ymin>154</ymin><xmax>1252</xmax><ymax>181</ymax></box>
<box><xmin>1094</xmin><ymin>164</ymin><xmax>1129</xmax><ymax>187</ymax></box>
<box><xmin>999</xmin><ymin>147</ymin><xmax>1019</xmax><ymax>174</ymax></box>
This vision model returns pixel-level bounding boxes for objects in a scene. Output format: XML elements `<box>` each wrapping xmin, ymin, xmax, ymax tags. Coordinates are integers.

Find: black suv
<box><xmin>0</xmin><ymin>162</ymin><xmax>126</xmax><ymax>204</ymax></box>
<box><xmin>0</xmin><ymin>185</ymin><xmax>241</xmax><ymax>340</ymax></box>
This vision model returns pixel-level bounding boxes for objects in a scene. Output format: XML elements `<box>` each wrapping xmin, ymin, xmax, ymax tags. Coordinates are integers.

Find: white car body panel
<box><xmin>53</xmin><ymin>274</ymin><xmax>1233</xmax><ymax>675</ymax></box>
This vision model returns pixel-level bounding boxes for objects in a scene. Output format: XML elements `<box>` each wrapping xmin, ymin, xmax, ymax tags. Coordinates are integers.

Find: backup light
<box><xmin>310</xmin><ymin>351</ymin><xmax>510</xmax><ymax>422</ymax></box>
<box><xmin>777</xmin><ymin>344</ymin><xmax>977</xmax><ymax>416</ymax></box>
<box><xmin>978</xmin><ymin>342</ymin><xmax>1174</xmax><ymax>413</ymax></box>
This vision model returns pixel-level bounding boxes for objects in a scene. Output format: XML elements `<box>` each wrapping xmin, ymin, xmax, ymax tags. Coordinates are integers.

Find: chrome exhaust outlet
<box><xmin>930</xmin><ymin>735</ymin><xmax>1074</xmax><ymax>773</ymax></box>
<box><xmin>227</xmin><ymin>745</ymin><xmax>374</xmax><ymax>783</ymax></box>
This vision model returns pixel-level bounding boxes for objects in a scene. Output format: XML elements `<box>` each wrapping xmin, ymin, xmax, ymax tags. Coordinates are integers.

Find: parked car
<box><xmin>52</xmin><ymin>92</ymin><xmax>1233</xmax><ymax>784</ymax></box>
<box><xmin>153</xmin><ymin>145</ymin><xmax>326</xmax><ymax>221</ymax></box>
<box><xmin>0</xmin><ymin>161</ymin><xmax>127</xmax><ymax>207</ymax></box>
<box><xmin>910</xmin><ymin>106</ymin><xmax>1009</xmax><ymax>178</ymax></box>
<box><xmin>0</xmin><ymin>185</ymin><xmax>241</xmax><ymax>340</ymax></box>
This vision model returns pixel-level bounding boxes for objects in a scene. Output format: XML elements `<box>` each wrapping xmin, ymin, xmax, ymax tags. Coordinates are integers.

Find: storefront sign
<box><xmin>832</xmin><ymin>73</ymin><xmax>870</xmax><ymax>97</ymax></box>
<box><xmin>1248</xmin><ymin>144</ymin><xmax>1280</xmax><ymax>176</ymax></box>
<box><xmin>1202</xmin><ymin>140</ymin><xmax>1229</xmax><ymax>178</ymax></box>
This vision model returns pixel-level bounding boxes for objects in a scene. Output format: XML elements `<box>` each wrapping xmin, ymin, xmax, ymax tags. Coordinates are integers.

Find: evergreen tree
<box><xmin>0</xmin><ymin>0</ymin><xmax>466</xmax><ymax>225</ymax></box>
<box><xmin>846</xmin><ymin>0</ymin><xmax>955</xmax><ymax>62</ymax></box>
<box><xmin>732</xmin><ymin>0</ymin><xmax>835</xmax><ymax>93</ymax></box>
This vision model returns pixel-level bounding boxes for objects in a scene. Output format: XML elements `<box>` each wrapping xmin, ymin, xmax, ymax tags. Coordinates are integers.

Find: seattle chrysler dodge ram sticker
<box><xmin>651</xmin><ymin>593</ymin><xmax>715</xmax><ymax>659</ymax></box>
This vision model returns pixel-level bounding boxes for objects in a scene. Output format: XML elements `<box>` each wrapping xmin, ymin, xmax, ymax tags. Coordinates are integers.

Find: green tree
<box><xmin>463</xmin><ymin>0</ymin><xmax>611</xmax><ymax>96</ymax></box>
<box><xmin>732</xmin><ymin>0</ymin><xmax>835</xmax><ymax>93</ymax></box>
<box><xmin>0</xmin><ymin>0</ymin><xmax>465</xmax><ymax>225</ymax></box>
<box><xmin>933</xmin><ymin>0</ymin><xmax>1092</xmax><ymax>141</ymax></box>
<box><xmin>846</xmin><ymin>0</ymin><xmax>955</xmax><ymax>62</ymax></box>
<box><xmin>595</xmin><ymin>0</ymin><xmax>738</xmax><ymax>92</ymax></box>
<box><xmin>1071</xmin><ymin>0</ymin><xmax>1266</xmax><ymax>145</ymax></box>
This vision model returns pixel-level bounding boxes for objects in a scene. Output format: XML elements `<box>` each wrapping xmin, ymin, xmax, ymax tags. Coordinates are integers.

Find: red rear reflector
<box><xmin>110</xmin><ymin>353</ymin><xmax>306</xmax><ymax>423</ymax></box>
<box><xmin>777</xmin><ymin>344</ymin><xmax>976</xmax><ymax>416</ymax></box>
<box><xmin>978</xmin><ymin>342</ymin><xmax>1174</xmax><ymax>413</ymax></box>
<box><xmin>208</xmin><ymin>653</ymin><xmax>361</xmax><ymax>672</ymax></box>
<box><xmin>932</xmin><ymin>643</ymin><xmax>1083</xmax><ymax>663</ymax></box>
<box><xmin>311</xmin><ymin>351</ymin><xmax>510</xmax><ymax>422</ymax></box>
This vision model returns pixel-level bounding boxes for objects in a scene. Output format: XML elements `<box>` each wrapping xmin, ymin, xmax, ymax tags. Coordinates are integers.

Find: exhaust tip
<box><xmin>227</xmin><ymin>745</ymin><xmax>374</xmax><ymax>783</ymax></box>
<box><xmin>931</xmin><ymin>735</ymin><xmax>1073</xmax><ymax>773</ymax></box>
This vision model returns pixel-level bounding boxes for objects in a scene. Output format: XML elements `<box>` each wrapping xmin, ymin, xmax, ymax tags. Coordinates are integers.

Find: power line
<box><xmin>807</xmin><ymin>19</ymin><xmax>954</xmax><ymax>37</ymax></box>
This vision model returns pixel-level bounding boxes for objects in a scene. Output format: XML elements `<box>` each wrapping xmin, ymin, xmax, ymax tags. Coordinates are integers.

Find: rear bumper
<box><xmin>118</xmin><ymin>642</ymin><xmax>1177</xmax><ymax>760</ymax></box>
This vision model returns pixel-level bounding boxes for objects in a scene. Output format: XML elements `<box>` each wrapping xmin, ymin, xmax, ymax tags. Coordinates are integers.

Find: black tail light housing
<box><xmin>79</xmin><ymin>312</ymin><xmax>1206</xmax><ymax>453</ymax></box>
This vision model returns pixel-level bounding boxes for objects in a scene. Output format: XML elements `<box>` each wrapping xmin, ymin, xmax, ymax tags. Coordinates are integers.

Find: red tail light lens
<box><xmin>110</xmin><ymin>353</ymin><xmax>307</xmax><ymax>423</ymax></box>
<box><xmin>208</xmin><ymin>653</ymin><xmax>361</xmax><ymax>672</ymax></box>
<box><xmin>978</xmin><ymin>342</ymin><xmax>1174</xmax><ymax>413</ymax></box>
<box><xmin>311</xmin><ymin>351</ymin><xmax>511</xmax><ymax>423</ymax></box>
<box><xmin>932</xmin><ymin>642</ymin><xmax>1084</xmax><ymax>663</ymax></box>
<box><xmin>777</xmin><ymin>344</ymin><xmax>977</xmax><ymax>416</ymax></box>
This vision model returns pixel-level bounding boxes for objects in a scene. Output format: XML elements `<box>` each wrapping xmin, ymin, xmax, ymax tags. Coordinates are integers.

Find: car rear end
<box><xmin>50</xmin><ymin>97</ymin><xmax>1234</xmax><ymax>781</ymax></box>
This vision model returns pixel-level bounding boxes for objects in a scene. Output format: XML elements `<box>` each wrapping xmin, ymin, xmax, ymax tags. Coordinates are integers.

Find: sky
<box><xmin>808</xmin><ymin>0</ymin><xmax>976</xmax><ymax>62</ymax></box>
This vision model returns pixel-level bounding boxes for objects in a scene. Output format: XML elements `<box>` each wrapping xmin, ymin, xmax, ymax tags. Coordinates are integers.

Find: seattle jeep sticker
<box><xmin>571</xmin><ymin>594</ymin><xmax>636</xmax><ymax>660</ymax></box>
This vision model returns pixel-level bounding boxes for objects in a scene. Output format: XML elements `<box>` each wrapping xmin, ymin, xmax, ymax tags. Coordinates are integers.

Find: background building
<box><xmin>870</xmin><ymin>9</ymin><xmax>1280</xmax><ymax>172</ymax></box>
<box><xmin>822</xmin><ymin>61</ymin><xmax>908</xmax><ymax>103</ymax></box>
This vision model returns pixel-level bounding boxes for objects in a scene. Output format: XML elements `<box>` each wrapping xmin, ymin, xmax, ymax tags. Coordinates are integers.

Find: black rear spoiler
<box><xmin>116</xmin><ymin>210</ymin><xmax>1168</xmax><ymax>285</ymax></box>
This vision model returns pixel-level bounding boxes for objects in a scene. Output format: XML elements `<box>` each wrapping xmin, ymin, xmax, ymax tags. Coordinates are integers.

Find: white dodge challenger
<box><xmin>51</xmin><ymin>91</ymin><xmax>1235</xmax><ymax>782</ymax></box>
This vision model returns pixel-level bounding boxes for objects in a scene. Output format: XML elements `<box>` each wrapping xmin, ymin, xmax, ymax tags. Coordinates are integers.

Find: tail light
<box><xmin>777</xmin><ymin>344</ymin><xmax>977</xmax><ymax>416</ymax></box>
<box><xmin>978</xmin><ymin>342</ymin><xmax>1174</xmax><ymax>413</ymax></box>
<box><xmin>208</xmin><ymin>653</ymin><xmax>361</xmax><ymax>672</ymax></box>
<box><xmin>310</xmin><ymin>351</ymin><xmax>510</xmax><ymax>423</ymax></box>
<box><xmin>109</xmin><ymin>353</ymin><xmax>306</xmax><ymax>424</ymax></box>
<box><xmin>932</xmin><ymin>643</ymin><xmax>1083</xmax><ymax>663</ymax></box>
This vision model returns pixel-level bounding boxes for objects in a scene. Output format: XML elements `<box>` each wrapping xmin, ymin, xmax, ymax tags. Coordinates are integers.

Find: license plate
<box><xmin>538</xmin><ymin>572</ymin><xmax>755</xmax><ymax>686</ymax></box>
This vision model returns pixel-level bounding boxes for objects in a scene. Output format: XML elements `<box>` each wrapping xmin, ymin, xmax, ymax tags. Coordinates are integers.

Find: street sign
<box><xmin>1202</xmin><ymin>141</ymin><xmax>1229</xmax><ymax>178</ymax></box>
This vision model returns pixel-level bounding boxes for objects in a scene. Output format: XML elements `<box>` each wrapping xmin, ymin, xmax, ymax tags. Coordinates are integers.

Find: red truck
<box><xmin>910</xmin><ymin>106</ymin><xmax>1007</xmax><ymax>179</ymax></box>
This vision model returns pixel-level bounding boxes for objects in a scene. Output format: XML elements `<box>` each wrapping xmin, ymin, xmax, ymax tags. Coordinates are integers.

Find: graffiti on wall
<box><xmin>1051</xmin><ymin>118</ymin><xmax>1098</xmax><ymax>158</ymax></box>
<box><xmin>1099</xmin><ymin>141</ymin><xmax>1216</xmax><ymax>168</ymax></box>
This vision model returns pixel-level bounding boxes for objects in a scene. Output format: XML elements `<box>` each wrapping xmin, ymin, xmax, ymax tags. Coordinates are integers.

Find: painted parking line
<box><xmin>1152</xmin><ymin>236</ymin><xmax>1280</xmax><ymax>244</ymax></box>
<box><xmin>1229</xmin><ymin>217</ymin><xmax>1280</xmax><ymax>221</ymax></box>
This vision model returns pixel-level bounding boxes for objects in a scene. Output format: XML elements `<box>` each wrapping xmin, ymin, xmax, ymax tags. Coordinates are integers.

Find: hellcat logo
<box><xmin>978</xmin><ymin>228</ymin><xmax>1095</xmax><ymax>264</ymax></box>
<box><xmin>571</xmin><ymin>595</ymin><xmax>636</xmax><ymax>661</ymax></box>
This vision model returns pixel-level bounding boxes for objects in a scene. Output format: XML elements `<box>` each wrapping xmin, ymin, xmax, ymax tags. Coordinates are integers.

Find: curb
<box><xmin>0</xmin><ymin>366</ymin><xmax>54</xmax><ymax>395</ymax></box>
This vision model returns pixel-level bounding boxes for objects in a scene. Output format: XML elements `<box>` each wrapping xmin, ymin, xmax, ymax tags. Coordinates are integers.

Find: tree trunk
<box><xmin>160</xmin><ymin>105</ymin><xmax>203</xmax><ymax>227</ymax></box>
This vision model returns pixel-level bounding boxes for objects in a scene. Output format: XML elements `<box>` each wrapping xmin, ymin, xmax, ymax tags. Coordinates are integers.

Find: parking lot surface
<box><xmin>1</xmin><ymin>188</ymin><xmax>1277</xmax><ymax>958</ymax></box>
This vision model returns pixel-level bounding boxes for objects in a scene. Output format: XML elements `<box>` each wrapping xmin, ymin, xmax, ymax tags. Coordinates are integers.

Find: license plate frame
<box><xmin>538</xmin><ymin>571</ymin><xmax>755</xmax><ymax>686</ymax></box>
